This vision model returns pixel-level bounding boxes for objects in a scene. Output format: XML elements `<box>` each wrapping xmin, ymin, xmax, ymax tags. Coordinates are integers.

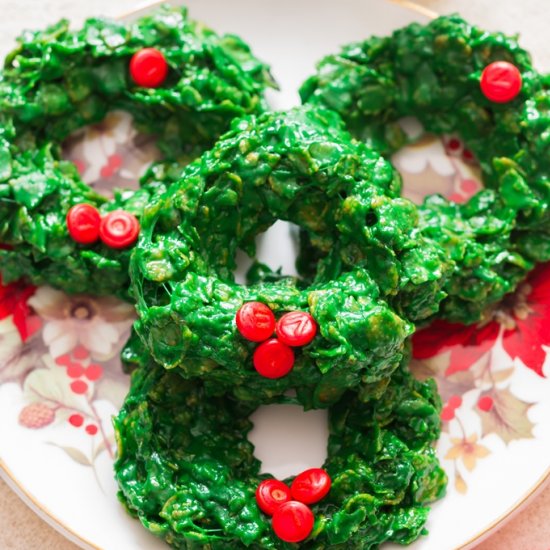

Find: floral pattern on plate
<box><xmin>410</xmin><ymin>264</ymin><xmax>549</xmax><ymax>494</ymax></box>
<box><xmin>62</xmin><ymin>109</ymin><xmax>160</xmax><ymax>196</ymax></box>
<box><xmin>2</xmin><ymin>279</ymin><xmax>135</xmax><ymax>473</ymax></box>
<box><xmin>1</xmin><ymin>111</ymin><xmax>146</xmax><ymax>481</ymax></box>
<box><xmin>395</xmin><ymin>121</ymin><xmax>547</xmax><ymax>497</ymax></box>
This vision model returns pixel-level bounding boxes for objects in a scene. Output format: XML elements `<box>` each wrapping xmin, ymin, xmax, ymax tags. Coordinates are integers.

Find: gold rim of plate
<box><xmin>1</xmin><ymin>1</ymin><xmax>548</xmax><ymax>549</ymax></box>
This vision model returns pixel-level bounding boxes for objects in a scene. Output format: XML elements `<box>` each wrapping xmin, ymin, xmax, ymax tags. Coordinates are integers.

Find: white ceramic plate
<box><xmin>1</xmin><ymin>1</ymin><xmax>550</xmax><ymax>549</ymax></box>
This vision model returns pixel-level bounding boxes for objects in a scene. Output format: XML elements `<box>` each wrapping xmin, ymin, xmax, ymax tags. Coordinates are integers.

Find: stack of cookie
<box><xmin>1</xmin><ymin>5</ymin><xmax>546</xmax><ymax>548</ymax></box>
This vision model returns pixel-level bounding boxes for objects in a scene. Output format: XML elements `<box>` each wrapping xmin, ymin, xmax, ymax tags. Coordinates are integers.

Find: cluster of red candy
<box><xmin>255</xmin><ymin>468</ymin><xmax>331</xmax><ymax>543</ymax></box>
<box><xmin>66</xmin><ymin>204</ymin><xmax>140</xmax><ymax>249</ymax></box>
<box><xmin>236</xmin><ymin>303</ymin><xmax>324</xmax><ymax>541</ymax></box>
<box><xmin>235</xmin><ymin>302</ymin><xmax>317</xmax><ymax>379</ymax></box>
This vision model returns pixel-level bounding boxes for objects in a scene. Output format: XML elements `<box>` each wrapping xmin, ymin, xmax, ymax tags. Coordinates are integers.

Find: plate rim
<box><xmin>0</xmin><ymin>458</ymin><xmax>97</xmax><ymax>550</ymax></box>
<box><xmin>3</xmin><ymin>453</ymin><xmax>549</xmax><ymax>550</ymax></box>
<box><xmin>459</xmin><ymin>467</ymin><xmax>550</xmax><ymax>549</ymax></box>
<box><xmin>1</xmin><ymin>1</ymin><xmax>549</xmax><ymax>549</ymax></box>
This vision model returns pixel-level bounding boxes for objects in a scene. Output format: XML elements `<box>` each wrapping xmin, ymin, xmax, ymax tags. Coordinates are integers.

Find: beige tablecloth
<box><xmin>1</xmin><ymin>0</ymin><xmax>549</xmax><ymax>548</ymax></box>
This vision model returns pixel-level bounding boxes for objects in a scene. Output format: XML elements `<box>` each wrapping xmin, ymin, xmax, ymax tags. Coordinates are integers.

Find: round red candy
<box><xmin>276</xmin><ymin>311</ymin><xmax>317</xmax><ymax>347</ymax></box>
<box><xmin>272</xmin><ymin>501</ymin><xmax>314</xmax><ymax>543</ymax></box>
<box><xmin>236</xmin><ymin>302</ymin><xmax>276</xmax><ymax>342</ymax></box>
<box><xmin>129</xmin><ymin>48</ymin><xmax>168</xmax><ymax>88</ymax></box>
<box><xmin>291</xmin><ymin>468</ymin><xmax>331</xmax><ymax>504</ymax></box>
<box><xmin>66</xmin><ymin>204</ymin><xmax>101</xmax><ymax>244</ymax></box>
<box><xmin>480</xmin><ymin>61</ymin><xmax>522</xmax><ymax>103</ymax></box>
<box><xmin>99</xmin><ymin>211</ymin><xmax>140</xmax><ymax>249</ymax></box>
<box><xmin>255</xmin><ymin>479</ymin><xmax>292</xmax><ymax>515</ymax></box>
<box><xmin>253</xmin><ymin>338</ymin><xmax>294</xmax><ymax>379</ymax></box>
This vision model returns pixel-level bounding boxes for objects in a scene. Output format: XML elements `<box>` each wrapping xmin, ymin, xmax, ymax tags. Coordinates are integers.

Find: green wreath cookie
<box><xmin>300</xmin><ymin>14</ymin><xmax>550</xmax><ymax>323</ymax></box>
<box><xmin>130</xmin><ymin>106</ymin><xmax>454</xmax><ymax>407</ymax></box>
<box><xmin>114</xmin><ymin>357</ymin><xmax>446</xmax><ymax>549</ymax></box>
<box><xmin>0</xmin><ymin>5</ymin><xmax>273</xmax><ymax>298</ymax></box>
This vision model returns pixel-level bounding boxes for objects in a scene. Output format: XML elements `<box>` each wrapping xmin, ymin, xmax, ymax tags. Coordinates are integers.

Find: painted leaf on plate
<box><xmin>49</xmin><ymin>444</ymin><xmax>92</xmax><ymax>467</ymax></box>
<box><xmin>23</xmin><ymin>358</ymin><xmax>94</xmax><ymax>417</ymax></box>
<box><xmin>480</xmin><ymin>388</ymin><xmax>535</xmax><ymax>443</ymax></box>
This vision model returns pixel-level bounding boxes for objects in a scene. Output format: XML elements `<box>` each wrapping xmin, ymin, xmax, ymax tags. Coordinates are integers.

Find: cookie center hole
<box><xmin>248</xmin><ymin>403</ymin><xmax>328</xmax><ymax>479</ymax></box>
<box><xmin>234</xmin><ymin>220</ymin><xmax>300</xmax><ymax>285</ymax></box>
<box><xmin>391</xmin><ymin>116</ymin><xmax>483</xmax><ymax>205</ymax></box>
<box><xmin>61</xmin><ymin>110</ymin><xmax>161</xmax><ymax>198</ymax></box>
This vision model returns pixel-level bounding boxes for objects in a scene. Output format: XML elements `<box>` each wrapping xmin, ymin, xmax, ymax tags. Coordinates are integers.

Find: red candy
<box><xmin>291</xmin><ymin>468</ymin><xmax>331</xmax><ymax>504</ymax></box>
<box><xmin>480</xmin><ymin>61</ymin><xmax>522</xmax><ymax>103</ymax></box>
<box><xmin>236</xmin><ymin>302</ymin><xmax>276</xmax><ymax>342</ymax></box>
<box><xmin>256</xmin><ymin>479</ymin><xmax>292</xmax><ymax>515</ymax></box>
<box><xmin>276</xmin><ymin>311</ymin><xmax>317</xmax><ymax>347</ymax></box>
<box><xmin>99</xmin><ymin>210</ymin><xmax>140</xmax><ymax>249</ymax></box>
<box><xmin>66</xmin><ymin>204</ymin><xmax>101</xmax><ymax>244</ymax></box>
<box><xmin>129</xmin><ymin>48</ymin><xmax>168</xmax><ymax>88</ymax></box>
<box><xmin>272</xmin><ymin>501</ymin><xmax>314</xmax><ymax>543</ymax></box>
<box><xmin>253</xmin><ymin>338</ymin><xmax>294</xmax><ymax>379</ymax></box>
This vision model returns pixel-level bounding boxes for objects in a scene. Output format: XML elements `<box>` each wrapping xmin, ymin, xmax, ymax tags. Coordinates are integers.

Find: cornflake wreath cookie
<box><xmin>114</xmin><ymin>357</ymin><xmax>446</xmax><ymax>549</ymax></box>
<box><xmin>300</xmin><ymin>14</ymin><xmax>550</xmax><ymax>324</ymax></box>
<box><xmin>130</xmin><ymin>106</ymin><xmax>454</xmax><ymax>407</ymax></box>
<box><xmin>0</xmin><ymin>5</ymin><xmax>273</xmax><ymax>298</ymax></box>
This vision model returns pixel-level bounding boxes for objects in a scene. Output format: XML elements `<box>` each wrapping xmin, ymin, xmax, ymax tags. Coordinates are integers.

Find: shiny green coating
<box><xmin>114</xmin><ymin>356</ymin><xmax>446</xmax><ymax>549</ymax></box>
<box><xmin>0</xmin><ymin>5</ymin><xmax>273</xmax><ymax>297</ymax></box>
<box><xmin>300</xmin><ymin>14</ymin><xmax>550</xmax><ymax>323</ymax></box>
<box><xmin>131</xmin><ymin>106</ymin><xmax>452</xmax><ymax>407</ymax></box>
